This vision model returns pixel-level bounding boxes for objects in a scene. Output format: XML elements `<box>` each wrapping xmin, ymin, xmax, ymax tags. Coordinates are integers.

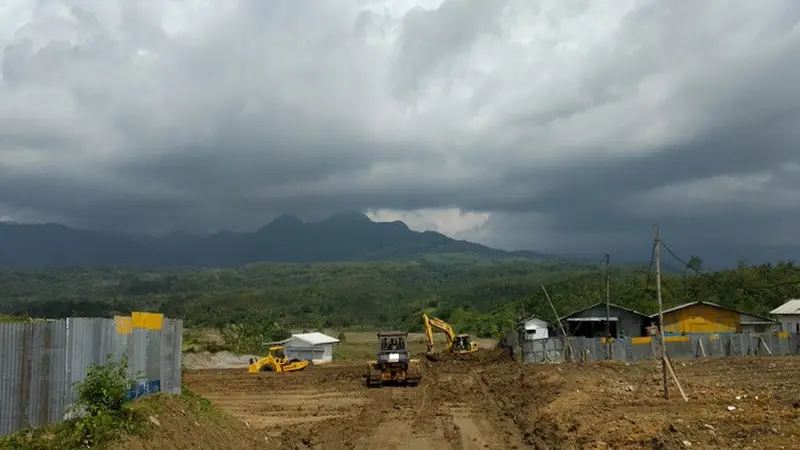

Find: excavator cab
<box><xmin>453</xmin><ymin>334</ymin><xmax>473</xmax><ymax>352</ymax></box>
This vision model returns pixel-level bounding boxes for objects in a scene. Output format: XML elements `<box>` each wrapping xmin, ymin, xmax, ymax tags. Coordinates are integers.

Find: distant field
<box><xmin>182</xmin><ymin>328</ymin><xmax>497</xmax><ymax>360</ymax></box>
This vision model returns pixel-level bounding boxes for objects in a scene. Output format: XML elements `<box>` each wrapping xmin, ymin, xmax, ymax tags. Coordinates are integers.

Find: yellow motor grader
<box><xmin>248</xmin><ymin>346</ymin><xmax>309</xmax><ymax>373</ymax></box>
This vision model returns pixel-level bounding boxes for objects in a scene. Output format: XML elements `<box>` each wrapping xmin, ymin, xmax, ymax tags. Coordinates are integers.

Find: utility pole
<box><xmin>654</xmin><ymin>223</ymin><xmax>668</xmax><ymax>399</ymax></box>
<box><xmin>605</xmin><ymin>253</ymin><xmax>611</xmax><ymax>359</ymax></box>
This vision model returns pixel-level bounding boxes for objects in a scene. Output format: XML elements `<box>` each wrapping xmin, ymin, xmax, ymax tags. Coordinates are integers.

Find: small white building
<box><xmin>282</xmin><ymin>332</ymin><xmax>339</xmax><ymax>364</ymax></box>
<box><xmin>518</xmin><ymin>315</ymin><xmax>550</xmax><ymax>341</ymax></box>
<box><xmin>770</xmin><ymin>300</ymin><xmax>800</xmax><ymax>334</ymax></box>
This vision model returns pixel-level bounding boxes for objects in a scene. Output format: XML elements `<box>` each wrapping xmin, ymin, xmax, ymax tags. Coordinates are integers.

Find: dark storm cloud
<box><xmin>1</xmin><ymin>0</ymin><xmax>800</xmax><ymax>266</ymax></box>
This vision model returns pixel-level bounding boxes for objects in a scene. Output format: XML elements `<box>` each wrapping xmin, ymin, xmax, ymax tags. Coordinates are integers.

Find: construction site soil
<box><xmin>183</xmin><ymin>352</ymin><xmax>800</xmax><ymax>450</ymax></box>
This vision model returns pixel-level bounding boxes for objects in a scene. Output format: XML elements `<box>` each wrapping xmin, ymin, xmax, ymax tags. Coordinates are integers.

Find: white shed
<box><xmin>518</xmin><ymin>315</ymin><xmax>550</xmax><ymax>341</ymax></box>
<box><xmin>770</xmin><ymin>300</ymin><xmax>800</xmax><ymax>334</ymax></box>
<box><xmin>283</xmin><ymin>332</ymin><xmax>339</xmax><ymax>364</ymax></box>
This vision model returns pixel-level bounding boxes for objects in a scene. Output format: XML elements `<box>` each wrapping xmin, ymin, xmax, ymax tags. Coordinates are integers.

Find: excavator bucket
<box><xmin>424</xmin><ymin>352</ymin><xmax>440</xmax><ymax>362</ymax></box>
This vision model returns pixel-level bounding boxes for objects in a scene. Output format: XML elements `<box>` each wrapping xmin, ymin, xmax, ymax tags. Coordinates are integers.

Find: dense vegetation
<box><xmin>1</xmin><ymin>252</ymin><xmax>798</xmax><ymax>339</ymax></box>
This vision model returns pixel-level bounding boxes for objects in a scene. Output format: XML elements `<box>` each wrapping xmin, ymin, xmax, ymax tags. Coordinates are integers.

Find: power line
<box><xmin>660</xmin><ymin>240</ymin><xmax>800</xmax><ymax>292</ymax></box>
<box><xmin>642</xmin><ymin>242</ymin><xmax>656</xmax><ymax>292</ymax></box>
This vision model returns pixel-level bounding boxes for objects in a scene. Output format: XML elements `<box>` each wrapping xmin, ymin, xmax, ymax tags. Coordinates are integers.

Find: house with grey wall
<box><xmin>557</xmin><ymin>302</ymin><xmax>652</xmax><ymax>338</ymax></box>
<box><xmin>770</xmin><ymin>299</ymin><xmax>800</xmax><ymax>334</ymax></box>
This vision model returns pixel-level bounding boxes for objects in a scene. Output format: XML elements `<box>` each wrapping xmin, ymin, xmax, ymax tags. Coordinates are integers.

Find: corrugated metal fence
<box><xmin>0</xmin><ymin>313</ymin><xmax>183</xmax><ymax>437</ymax></box>
<box><xmin>522</xmin><ymin>332</ymin><xmax>800</xmax><ymax>363</ymax></box>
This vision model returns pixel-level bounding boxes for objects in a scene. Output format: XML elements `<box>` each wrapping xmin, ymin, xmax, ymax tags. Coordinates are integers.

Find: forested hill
<box><xmin>1</xmin><ymin>257</ymin><xmax>798</xmax><ymax>339</ymax></box>
<box><xmin>0</xmin><ymin>213</ymin><xmax>548</xmax><ymax>267</ymax></box>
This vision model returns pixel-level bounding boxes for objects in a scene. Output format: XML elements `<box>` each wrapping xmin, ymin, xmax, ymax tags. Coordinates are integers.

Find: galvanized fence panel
<box><xmin>0</xmin><ymin>323</ymin><xmax>26</xmax><ymax>436</ymax></box>
<box><xmin>0</xmin><ymin>314</ymin><xmax>183</xmax><ymax>437</ymax></box>
<box><xmin>521</xmin><ymin>332</ymin><xmax>800</xmax><ymax>364</ymax></box>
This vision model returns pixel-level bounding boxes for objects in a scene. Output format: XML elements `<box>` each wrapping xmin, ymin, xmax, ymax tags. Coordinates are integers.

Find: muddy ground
<box><xmin>184</xmin><ymin>354</ymin><xmax>800</xmax><ymax>449</ymax></box>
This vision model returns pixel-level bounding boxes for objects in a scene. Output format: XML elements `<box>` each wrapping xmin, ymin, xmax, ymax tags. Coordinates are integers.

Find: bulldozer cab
<box><xmin>453</xmin><ymin>334</ymin><xmax>472</xmax><ymax>352</ymax></box>
<box><xmin>378</xmin><ymin>332</ymin><xmax>408</xmax><ymax>353</ymax></box>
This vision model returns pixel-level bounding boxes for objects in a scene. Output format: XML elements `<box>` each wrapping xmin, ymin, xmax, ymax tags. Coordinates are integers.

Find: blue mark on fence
<box><xmin>127</xmin><ymin>380</ymin><xmax>161</xmax><ymax>400</ymax></box>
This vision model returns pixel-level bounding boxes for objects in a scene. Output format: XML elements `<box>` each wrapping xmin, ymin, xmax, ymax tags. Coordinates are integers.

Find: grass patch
<box><xmin>0</xmin><ymin>314</ymin><xmax>36</xmax><ymax>323</ymax></box>
<box><xmin>333</xmin><ymin>332</ymin><xmax>432</xmax><ymax>361</ymax></box>
<box><xmin>0</xmin><ymin>359</ymin><xmax>146</xmax><ymax>450</ymax></box>
<box><xmin>176</xmin><ymin>386</ymin><xmax>225</xmax><ymax>422</ymax></box>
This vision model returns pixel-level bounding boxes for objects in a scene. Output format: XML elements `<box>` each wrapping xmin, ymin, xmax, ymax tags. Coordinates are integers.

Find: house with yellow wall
<box><xmin>651</xmin><ymin>301</ymin><xmax>775</xmax><ymax>335</ymax></box>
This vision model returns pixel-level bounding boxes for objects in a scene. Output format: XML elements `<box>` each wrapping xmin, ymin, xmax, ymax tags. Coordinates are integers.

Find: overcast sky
<box><xmin>1</xmin><ymin>0</ymin><xmax>800</xmax><ymax>267</ymax></box>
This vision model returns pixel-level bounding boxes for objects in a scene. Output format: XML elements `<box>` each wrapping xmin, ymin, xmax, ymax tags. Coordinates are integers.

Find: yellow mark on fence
<box><xmin>779</xmin><ymin>331</ymin><xmax>789</xmax><ymax>339</ymax></box>
<box><xmin>131</xmin><ymin>312</ymin><xmax>164</xmax><ymax>330</ymax></box>
<box><xmin>114</xmin><ymin>316</ymin><xmax>133</xmax><ymax>335</ymax></box>
<box><xmin>631</xmin><ymin>337</ymin><xmax>652</xmax><ymax>344</ymax></box>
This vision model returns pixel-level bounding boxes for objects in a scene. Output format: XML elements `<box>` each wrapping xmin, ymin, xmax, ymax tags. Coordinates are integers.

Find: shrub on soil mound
<box><xmin>0</xmin><ymin>359</ymin><xmax>273</xmax><ymax>450</ymax></box>
<box><xmin>0</xmin><ymin>359</ymin><xmax>145</xmax><ymax>450</ymax></box>
<box><xmin>116</xmin><ymin>387</ymin><xmax>274</xmax><ymax>450</ymax></box>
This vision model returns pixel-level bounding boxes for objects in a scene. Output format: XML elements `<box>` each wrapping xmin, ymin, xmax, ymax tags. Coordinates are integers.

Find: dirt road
<box><xmin>184</xmin><ymin>354</ymin><xmax>800</xmax><ymax>449</ymax></box>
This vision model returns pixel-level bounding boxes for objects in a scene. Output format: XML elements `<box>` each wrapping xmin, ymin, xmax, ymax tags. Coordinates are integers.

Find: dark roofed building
<box><xmin>558</xmin><ymin>302</ymin><xmax>652</xmax><ymax>338</ymax></box>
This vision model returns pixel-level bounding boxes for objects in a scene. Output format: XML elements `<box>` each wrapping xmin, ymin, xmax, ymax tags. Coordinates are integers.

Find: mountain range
<box><xmin>0</xmin><ymin>212</ymin><xmax>548</xmax><ymax>268</ymax></box>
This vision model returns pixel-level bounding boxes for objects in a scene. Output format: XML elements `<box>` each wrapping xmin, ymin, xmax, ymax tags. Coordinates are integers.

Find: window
<box><xmin>527</xmin><ymin>329</ymin><xmax>536</xmax><ymax>335</ymax></box>
<box><xmin>796</xmin><ymin>323</ymin><xmax>799</xmax><ymax>333</ymax></box>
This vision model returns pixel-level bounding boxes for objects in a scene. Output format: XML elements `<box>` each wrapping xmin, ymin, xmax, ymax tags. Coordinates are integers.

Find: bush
<box><xmin>66</xmin><ymin>358</ymin><xmax>143</xmax><ymax>447</ymax></box>
<box><xmin>0</xmin><ymin>358</ymin><xmax>145</xmax><ymax>450</ymax></box>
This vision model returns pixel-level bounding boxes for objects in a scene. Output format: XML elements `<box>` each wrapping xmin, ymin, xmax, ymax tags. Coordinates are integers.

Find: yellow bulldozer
<box><xmin>248</xmin><ymin>346</ymin><xmax>309</xmax><ymax>373</ymax></box>
<box><xmin>365</xmin><ymin>331</ymin><xmax>421</xmax><ymax>387</ymax></box>
<box><xmin>423</xmin><ymin>313</ymin><xmax>479</xmax><ymax>360</ymax></box>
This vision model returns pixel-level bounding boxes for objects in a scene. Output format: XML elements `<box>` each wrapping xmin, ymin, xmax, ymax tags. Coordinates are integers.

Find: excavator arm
<box><xmin>423</xmin><ymin>314</ymin><xmax>458</xmax><ymax>352</ymax></box>
<box><xmin>423</xmin><ymin>314</ymin><xmax>436</xmax><ymax>352</ymax></box>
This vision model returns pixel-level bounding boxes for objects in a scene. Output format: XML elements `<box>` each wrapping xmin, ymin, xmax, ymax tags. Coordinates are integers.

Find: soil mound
<box><xmin>117</xmin><ymin>391</ymin><xmax>277</xmax><ymax>450</ymax></box>
<box><xmin>182</xmin><ymin>351</ymin><xmax>258</xmax><ymax>370</ymax></box>
<box><xmin>419</xmin><ymin>347</ymin><xmax>515</xmax><ymax>364</ymax></box>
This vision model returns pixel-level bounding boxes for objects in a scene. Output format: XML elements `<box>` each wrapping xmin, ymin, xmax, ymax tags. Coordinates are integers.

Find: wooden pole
<box><xmin>542</xmin><ymin>285</ymin><xmax>567</xmax><ymax>336</ymax></box>
<box><xmin>664</xmin><ymin>355</ymin><xmax>689</xmax><ymax>402</ymax></box>
<box><xmin>605</xmin><ymin>253</ymin><xmax>612</xmax><ymax>359</ymax></box>
<box><xmin>542</xmin><ymin>285</ymin><xmax>573</xmax><ymax>361</ymax></box>
<box><xmin>654</xmin><ymin>223</ymin><xmax>669</xmax><ymax>399</ymax></box>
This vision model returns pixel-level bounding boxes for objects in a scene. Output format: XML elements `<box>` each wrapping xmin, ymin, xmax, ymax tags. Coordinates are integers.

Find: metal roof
<box><xmin>559</xmin><ymin>302</ymin><xmax>650</xmax><ymax>320</ymax></box>
<box><xmin>377</xmin><ymin>330</ymin><xmax>408</xmax><ymax>336</ymax></box>
<box><xmin>565</xmin><ymin>317</ymin><xmax>619</xmax><ymax>322</ymax></box>
<box><xmin>517</xmin><ymin>315</ymin><xmax>550</xmax><ymax>326</ymax></box>
<box><xmin>654</xmin><ymin>301</ymin><xmax>774</xmax><ymax>323</ymax></box>
<box><xmin>290</xmin><ymin>332</ymin><xmax>340</xmax><ymax>345</ymax></box>
<box><xmin>769</xmin><ymin>299</ymin><xmax>800</xmax><ymax>315</ymax></box>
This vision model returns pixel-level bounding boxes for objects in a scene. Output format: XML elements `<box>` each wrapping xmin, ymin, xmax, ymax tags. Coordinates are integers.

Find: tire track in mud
<box><xmin>411</xmin><ymin>360</ymin><xmax>526</xmax><ymax>450</ymax></box>
<box><xmin>280</xmin><ymin>383</ymin><xmax>394</xmax><ymax>449</ymax></box>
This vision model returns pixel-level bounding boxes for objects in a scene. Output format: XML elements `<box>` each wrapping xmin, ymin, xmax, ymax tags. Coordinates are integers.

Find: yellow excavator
<box><xmin>422</xmin><ymin>313</ymin><xmax>479</xmax><ymax>360</ymax></box>
<box><xmin>248</xmin><ymin>346</ymin><xmax>309</xmax><ymax>373</ymax></box>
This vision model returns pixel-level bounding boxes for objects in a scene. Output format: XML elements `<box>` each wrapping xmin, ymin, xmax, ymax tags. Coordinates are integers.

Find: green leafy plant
<box><xmin>65</xmin><ymin>358</ymin><xmax>144</xmax><ymax>448</ymax></box>
<box><xmin>0</xmin><ymin>358</ymin><xmax>146</xmax><ymax>449</ymax></box>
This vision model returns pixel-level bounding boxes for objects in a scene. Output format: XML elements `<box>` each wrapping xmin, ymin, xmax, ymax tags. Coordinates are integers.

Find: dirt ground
<box><xmin>183</xmin><ymin>354</ymin><xmax>800</xmax><ymax>449</ymax></box>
